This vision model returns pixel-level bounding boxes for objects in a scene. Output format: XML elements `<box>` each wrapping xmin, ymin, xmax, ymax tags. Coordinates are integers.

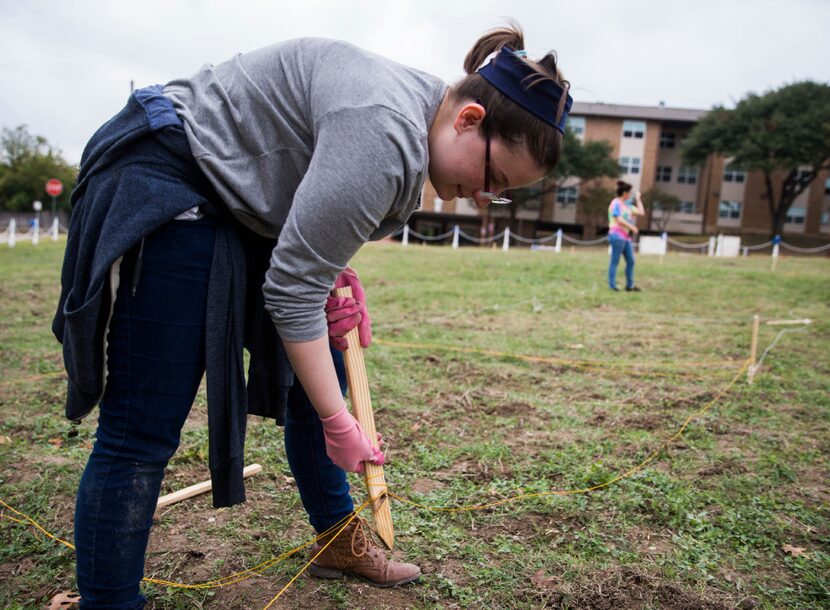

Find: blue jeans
<box><xmin>608</xmin><ymin>234</ymin><xmax>635</xmax><ymax>289</ymax></box>
<box><xmin>74</xmin><ymin>218</ymin><xmax>353</xmax><ymax>609</ymax></box>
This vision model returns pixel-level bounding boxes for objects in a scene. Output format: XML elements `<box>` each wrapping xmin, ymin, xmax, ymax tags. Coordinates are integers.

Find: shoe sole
<box><xmin>308</xmin><ymin>563</ymin><xmax>421</xmax><ymax>588</ymax></box>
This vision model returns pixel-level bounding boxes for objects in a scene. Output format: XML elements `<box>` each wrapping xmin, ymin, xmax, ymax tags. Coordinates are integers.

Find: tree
<box><xmin>0</xmin><ymin>125</ymin><xmax>77</xmax><ymax>214</ymax></box>
<box><xmin>641</xmin><ymin>187</ymin><xmax>682</xmax><ymax>232</ymax></box>
<box><xmin>576</xmin><ymin>182</ymin><xmax>614</xmax><ymax>238</ymax></box>
<box><xmin>503</xmin><ymin>127</ymin><xmax>620</xmax><ymax>233</ymax></box>
<box><xmin>682</xmin><ymin>81</ymin><xmax>830</xmax><ymax>237</ymax></box>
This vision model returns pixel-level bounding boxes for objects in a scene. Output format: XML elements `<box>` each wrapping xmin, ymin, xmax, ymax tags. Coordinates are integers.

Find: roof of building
<box><xmin>571</xmin><ymin>101</ymin><xmax>708</xmax><ymax>123</ymax></box>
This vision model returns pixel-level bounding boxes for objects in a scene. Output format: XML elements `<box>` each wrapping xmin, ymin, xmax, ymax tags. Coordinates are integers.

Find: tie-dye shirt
<box><xmin>608</xmin><ymin>197</ymin><xmax>634</xmax><ymax>240</ymax></box>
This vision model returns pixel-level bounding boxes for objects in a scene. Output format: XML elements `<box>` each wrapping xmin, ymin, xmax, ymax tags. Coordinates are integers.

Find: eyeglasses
<box><xmin>481</xmin><ymin>130</ymin><xmax>512</xmax><ymax>205</ymax></box>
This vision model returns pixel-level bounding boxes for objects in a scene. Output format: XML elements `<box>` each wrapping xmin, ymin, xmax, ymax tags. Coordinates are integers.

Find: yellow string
<box><xmin>387</xmin><ymin>361</ymin><xmax>749</xmax><ymax>512</ymax></box>
<box><xmin>0</xmin><ymin>340</ymin><xmax>736</xmax><ymax>391</ymax></box>
<box><xmin>143</xmin><ymin>508</ymin><xmax>373</xmax><ymax>590</ymax></box>
<box><xmin>1</xmin><ymin>513</ymin><xmax>29</xmax><ymax>525</ymax></box>
<box><xmin>0</xmin><ymin>498</ymin><xmax>74</xmax><ymax>549</ymax></box>
<box><xmin>261</xmin><ymin>501</ymin><xmax>371</xmax><ymax>609</ymax></box>
<box><xmin>0</xmin><ymin>498</ymin><xmax>368</xmax><ymax>591</ymax></box>
<box><xmin>374</xmin><ymin>338</ymin><xmax>738</xmax><ymax>375</ymax></box>
<box><xmin>1</xmin><ymin>360</ymin><xmax>749</xmax><ymax>608</ymax></box>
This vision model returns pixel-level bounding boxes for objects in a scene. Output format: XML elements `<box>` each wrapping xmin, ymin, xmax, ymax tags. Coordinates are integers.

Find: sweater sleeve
<box><xmin>262</xmin><ymin>106</ymin><xmax>424</xmax><ymax>342</ymax></box>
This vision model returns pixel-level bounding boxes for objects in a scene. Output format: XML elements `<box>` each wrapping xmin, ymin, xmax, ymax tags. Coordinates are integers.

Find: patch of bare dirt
<box><xmin>422</xmin><ymin>556</ymin><xmax>468</xmax><ymax>584</ymax></box>
<box><xmin>552</xmin><ymin>566</ymin><xmax>732</xmax><ymax>609</ymax></box>
<box><xmin>409</xmin><ymin>478</ymin><xmax>446</xmax><ymax>495</ymax></box>
<box><xmin>623</xmin><ymin>525</ymin><xmax>675</xmax><ymax>557</ymax></box>
<box><xmin>475</xmin><ymin>511</ymin><xmax>562</xmax><ymax>544</ymax></box>
<box><xmin>439</xmin><ymin>458</ymin><xmax>514</xmax><ymax>484</ymax></box>
<box><xmin>620</xmin><ymin>412</ymin><xmax>671</xmax><ymax>431</ymax></box>
<box><xmin>697</xmin><ymin>458</ymin><xmax>749</xmax><ymax>477</ymax></box>
<box><xmin>481</xmin><ymin>400</ymin><xmax>534</xmax><ymax>417</ymax></box>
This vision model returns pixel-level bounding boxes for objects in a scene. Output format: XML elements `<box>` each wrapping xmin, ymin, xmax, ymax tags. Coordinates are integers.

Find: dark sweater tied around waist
<box><xmin>53</xmin><ymin>86</ymin><xmax>294</xmax><ymax>507</ymax></box>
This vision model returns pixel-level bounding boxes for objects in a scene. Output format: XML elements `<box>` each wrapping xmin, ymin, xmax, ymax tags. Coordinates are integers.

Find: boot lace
<box><xmin>348</xmin><ymin>516</ymin><xmax>384</xmax><ymax>558</ymax></box>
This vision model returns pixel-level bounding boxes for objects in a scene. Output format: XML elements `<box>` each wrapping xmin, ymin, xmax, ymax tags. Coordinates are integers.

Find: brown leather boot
<box><xmin>308</xmin><ymin>516</ymin><xmax>421</xmax><ymax>588</ymax></box>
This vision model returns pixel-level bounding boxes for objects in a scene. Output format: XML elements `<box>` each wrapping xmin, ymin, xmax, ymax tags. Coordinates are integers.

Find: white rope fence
<box><xmin>396</xmin><ymin>223</ymin><xmax>830</xmax><ymax>260</ymax></box>
<box><xmin>779</xmin><ymin>241</ymin><xmax>830</xmax><ymax>253</ymax></box>
<box><xmin>0</xmin><ymin>218</ymin><xmax>68</xmax><ymax>246</ymax></box>
<box><xmin>562</xmin><ymin>233</ymin><xmax>608</xmax><ymax>246</ymax></box>
<box><xmin>667</xmin><ymin>237</ymin><xmax>709</xmax><ymax>249</ymax></box>
<box><xmin>2</xmin><ymin>216</ymin><xmax>828</xmax><ymax>259</ymax></box>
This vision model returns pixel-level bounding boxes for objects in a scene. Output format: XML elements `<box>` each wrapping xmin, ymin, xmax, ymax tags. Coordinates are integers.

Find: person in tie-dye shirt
<box><xmin>607</xmin><ymin>180</ymin><xmax>645</xmax><ymax>291</ymax></box>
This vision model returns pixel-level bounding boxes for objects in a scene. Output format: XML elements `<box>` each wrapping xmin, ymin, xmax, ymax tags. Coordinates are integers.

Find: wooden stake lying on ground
<box><xmin>766</xmin><ymin>318</ymin><xmax>812</xmax><ymax>326</ymax></box>
<box><xmin>156</xmin><ymin>464</ymin><xmax>262</xmax><ymax>509</ymax></box>
<box><xmin>333</xmin><ymin>285</ymin><xmax>395</xmax><ymax>550</ymax></box>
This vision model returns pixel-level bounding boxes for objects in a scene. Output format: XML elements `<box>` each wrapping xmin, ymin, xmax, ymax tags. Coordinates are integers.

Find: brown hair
<box><xmin>450</xmin><ymin>21</ymin><xmax>570</xmax><ymax>173</ymax></box>
<box><xmin>616</xmin><ymin>180</ymin><xmax>633</xmax><ymax>197</ymax></box>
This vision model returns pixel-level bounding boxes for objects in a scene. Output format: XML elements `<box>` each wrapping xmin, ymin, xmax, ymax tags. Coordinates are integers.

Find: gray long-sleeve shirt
<box><xmin>164</xmin><ymin>38</ymin><xmax>447</xmax><ymax>342</ymax></box>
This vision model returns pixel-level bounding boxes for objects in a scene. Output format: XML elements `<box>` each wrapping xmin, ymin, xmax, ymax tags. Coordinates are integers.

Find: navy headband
<box><xmin>477</xmin><ymin>47</ymin><xmax>573</xmax><ymax>134</ymax></box>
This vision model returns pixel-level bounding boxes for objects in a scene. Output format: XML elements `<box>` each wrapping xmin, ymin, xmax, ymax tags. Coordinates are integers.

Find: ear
<box><xmin>453</xmin><ymin>102</ymin><xmax>486</xmax><ymax>134</ymax></box>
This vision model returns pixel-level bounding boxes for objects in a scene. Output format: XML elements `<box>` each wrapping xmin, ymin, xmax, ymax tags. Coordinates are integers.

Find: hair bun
<box><xmin>463</xmin><ymin>21</ymin><xmax>525</xmax><ymax>74</ymax></box>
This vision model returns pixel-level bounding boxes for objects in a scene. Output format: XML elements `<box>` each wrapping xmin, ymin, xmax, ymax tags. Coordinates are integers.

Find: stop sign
<box><xmin>45</xmin><ymin>179</ymin><xmax>63</xmax><ymax>197</ymax></box>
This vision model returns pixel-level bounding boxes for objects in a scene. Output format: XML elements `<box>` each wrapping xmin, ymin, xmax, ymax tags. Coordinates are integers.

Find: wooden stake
<box><xmin>156</xmin><ymin>464</ymin><xmax>262</xmax><ymax>509</ymax></box>
<box><xmin>333</xmin><ymin>285</ymin><xmax>395</xmax><ymax>550</ymax></box>
<box><xmin>748</xmin><ymin>315</ymin><xmax>760</xmax><ymax>384</ymax></box>
<box><xmin>766</xmin><ymin>318</ymin><xmax>812</xmax><ymax>326</ymax></box>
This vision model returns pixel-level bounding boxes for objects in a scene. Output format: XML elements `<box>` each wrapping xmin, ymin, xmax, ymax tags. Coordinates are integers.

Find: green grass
<box><xmin>1</xmin><ymin>239</ymin><xmax>828</xmax><ymax>609</ymax></box>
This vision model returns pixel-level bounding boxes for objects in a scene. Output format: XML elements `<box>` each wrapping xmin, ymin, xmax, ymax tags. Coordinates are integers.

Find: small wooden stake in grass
<box><xmin>156</xmin><ymin>464</ymin><xmax>262</xmax><ymax>509</ymax></box>
<box><xmin>748</xmin><ymin>315</ymin><xmax>760</xmax><ymax>384</ymax></box>
<box><xmin>766</xmin><ymin>318</ymin><xmax>812</xmax><ymax>326</ymax></box>
<box><xmin>333</xmin><ymin>285</ymin><xmax>395</xmax><ymax>550</ymax></box>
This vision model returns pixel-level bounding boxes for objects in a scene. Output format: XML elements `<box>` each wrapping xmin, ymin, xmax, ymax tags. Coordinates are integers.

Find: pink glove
<box><xmin>320</xmin><ymin>405</ymin><xmax>385</xmax><ymax>473</ymax></box>
<box><xmin>330</xmin><ymin>267</ymin><xmax>372</xmax><ymax>350</ymax></box>
<box><xmin>325</xmin><ymin>296</ymin><xmax>363</xmax><ymax>351</ymax></box>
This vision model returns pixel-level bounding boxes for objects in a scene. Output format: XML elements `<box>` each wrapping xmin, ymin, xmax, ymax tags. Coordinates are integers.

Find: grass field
<box><xmin>1</xmin><ymin>240</ymin><xmax>828</xmax><ymax>609</ymax></box>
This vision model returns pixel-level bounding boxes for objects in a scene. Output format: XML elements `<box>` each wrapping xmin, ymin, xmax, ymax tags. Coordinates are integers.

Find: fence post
<box><xmin>50</xmin><ymin>217</ymin><xmax>59</xmax><ymax>241</ymax></box>
<box><xmin>452</xmin><ymin>225</ymin><xmax>459</xmax><ymax>250</ymax></box>
<box><xmin>771</xmin><ymin>235</ymin><xmax>780</xmax><ymax>270</ymax></box>
<box><xmin>715</xmin><ymin>233</ymin><xmax>724</xmax><ymax>257</ymax></box>
<box><xmin>8</xmin><ymin>218</ymin><xmax>16</xmax><ymax>248</ymax></box>
<box><xmin>554</xmin><ymin>228</ymin><xmax>562</xmax><ymax>253</ymax></box>
<box><xmin>707</xmin><ymin>236</ymin><xmax>716</xmax><ymax>256</ymax></box>
<box><xmin>502</xmin><ymin>227</ymin><xmax>510</xmax><ymax>252</ymax></box>
<box><xmin>32</xmin><ymin>218</ymin><xmax>40</xmax><ymax>245</ymax></box>
<box><xmin>402</xmin><ymin>224</ymin><xmax>409</xmax><ymax>247</ymax></box>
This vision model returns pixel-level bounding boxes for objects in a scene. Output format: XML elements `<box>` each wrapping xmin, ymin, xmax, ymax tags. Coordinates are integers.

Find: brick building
<box><xmin>413</xmin><ymin>102</ymin><xmax>830</xmax><ymax>240</ymax></box>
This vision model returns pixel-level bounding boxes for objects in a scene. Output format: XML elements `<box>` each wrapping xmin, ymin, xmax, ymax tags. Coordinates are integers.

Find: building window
<box><xmin>792</xmin><ymin>168</ymin><xmax>811</xmax><ymax>183</ymax></box>
<box><xmin>556</xmin><ymin>186</ymin><xmax>578</xmax><ymax>204</ymax></box>
<box><xmin>655</xmin><ymin>165</ymin><xmax>672</xmax><ymax>182</ymax></box>
<box><xmin>660</xmin><ymin>132</ymin><xmax>675</xmax><ymax>148</ymax></box>
<box><xmin>822</xmin><ymin>212</ymin><xmax>830</xmax><ymax>224</ymax></box>
<box><xmin>677</xmin><ymin>165</ymin><xmax>698</xmax><ymax>184</ymax></box>
<box><xmin>680</xmin><ymin>201</ymin><xmax>695</xmax><ymax>214</ymax></box>
<box><xmin>619</xmin><ymin>156</ymin><xmax>641</xmax><ymax>175</ymax></box>
<box><xmin>719</xmin><ymin>200</ymin><xmax>742</xmax><ymax>219</ymax></box>
<box><xmin>824</xmin><ymin>178</ymin><xmax>830</xmax><ymax>195</ymax></box>
<box><xmin>568</xmin><ymin>117</ymin><xmax>585</xmax><ymax>138</ymax></box>
<box><xmin>622</xmin><ymin>120</ymin><xmax>645</xmax><ymax>139</ymax></box>
<box><xmin>723</xmin><ymin>164</ymin><xmax>746</xmax><ymax>183</ymax></box>
<box><xmin>785</xmin><ymin>207</ymin><xmax>806</xmax><ymax>225</ymax></box>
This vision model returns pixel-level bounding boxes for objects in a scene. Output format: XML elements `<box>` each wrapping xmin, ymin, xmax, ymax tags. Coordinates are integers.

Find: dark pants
<box><xmin>74</xmin><ymin>218</ymin><xmax>353</xmax><ymax>609</ymax></box>
<box><xmin>608</xmin><ymin>234</ymin><xmax>635</xmax><ymax>289</ymax></box>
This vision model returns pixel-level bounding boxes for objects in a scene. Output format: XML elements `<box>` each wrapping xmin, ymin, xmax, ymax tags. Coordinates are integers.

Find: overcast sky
<box><xmin>1</xmin><ymin>0</ymin><xmax>827</xmax><ymax>164</ymax></box>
